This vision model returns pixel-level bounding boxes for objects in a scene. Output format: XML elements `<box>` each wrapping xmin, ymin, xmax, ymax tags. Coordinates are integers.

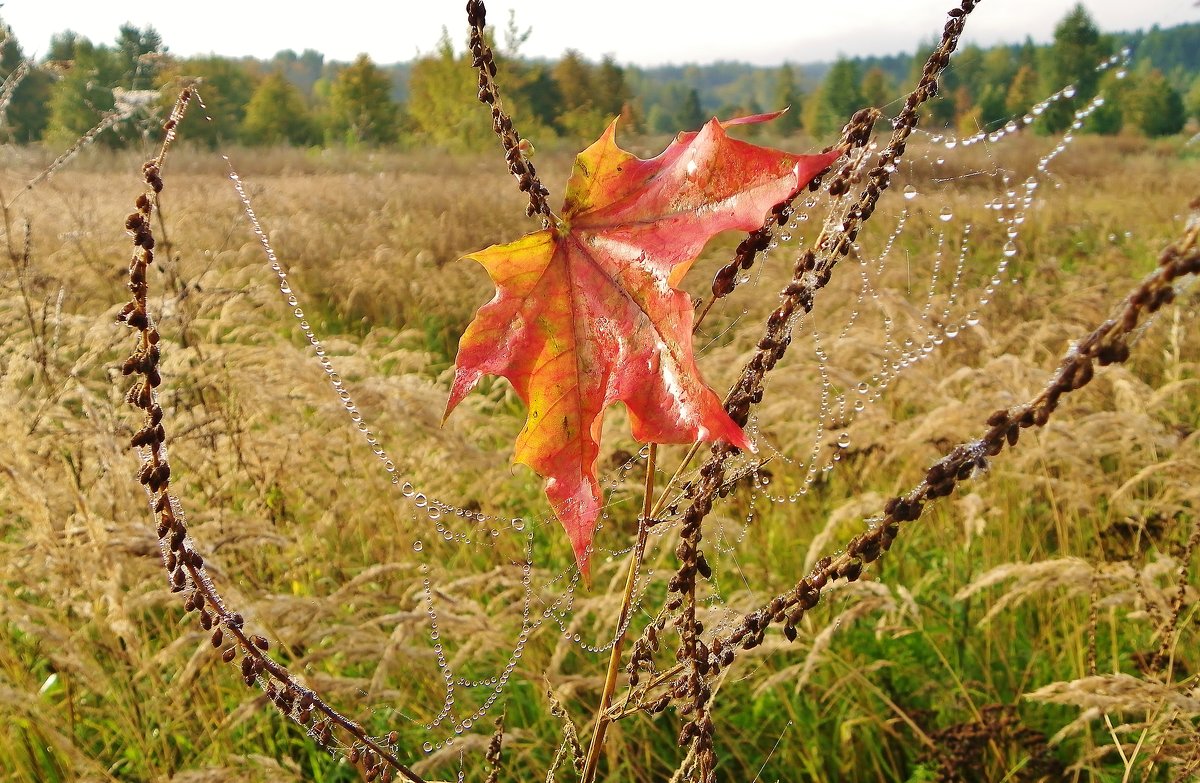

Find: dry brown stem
<box><xmin>623</xmin><ymin>4</ymin><xmax>984</xmax><ymax>778</ymax></box>
<box><xmin>115</xmin><ymin>88</ymin><xmax>427</xmax><ymax>783</ymax></box>
<box><xmin>712</xmin><ymin>190</ymin><xmax>1199</xmax><ymax>671</ymax></box>
<box><xmin>466</xmin><ymin>0</ymin><xmax>554</xmax><ymax>223</ymax></box>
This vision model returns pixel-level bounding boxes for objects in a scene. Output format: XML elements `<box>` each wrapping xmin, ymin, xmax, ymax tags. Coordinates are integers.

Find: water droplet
<box><xmin>837</xmin><ymin>432</ymin><xmax>851</xmax><ymax>449</ymax></box>
<box><xmin>1003</xmin><ymin>241</ymin><xmax>1017</xmax><ymax>258</ymax></box>
<box><xmin>422</xmin><ymin>742</ymin><xmax>433</xmax><ymax>753</ymax></box>
<box><xmin>511</xmin><ymin>518</ymin><xmax>525</xmax><ymax>531</ymax></box>
<box><xmin>1063</xmin><ymin>85</ymin><xmax>1077</xmax><ymax>98</ymax></box>
<box><xmin>903</xmin><ymin>184</ymin><xmax>918</xmax><ymax>200</ymax></box>
<box><xmin>944</xmin><ymin>139</ymin><xmax>957</xmax><ymax>150</ymax></box>
<box><xmin>939</xmin><ymin>207</ymin><xmax>953</xmax><ymax>222</ymax></box>
<box><xmin>965</xmin><ymin>312</ymin><xmax>980</xmax><ymax>326</ymax></box>
<box><xmin>413</xmin><ymin>540</ymin><xmax>424</xmax><ymax>552</ymax></box>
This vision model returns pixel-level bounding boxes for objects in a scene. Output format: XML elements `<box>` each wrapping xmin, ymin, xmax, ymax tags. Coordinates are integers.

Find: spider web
<box><xmin>208</xmin><ymin>47</ymin><xmax>1132</xmax><ymax>771</ymax></box>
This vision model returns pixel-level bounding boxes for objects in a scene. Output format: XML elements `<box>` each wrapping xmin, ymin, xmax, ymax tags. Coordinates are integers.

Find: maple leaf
<box><xmin>445</xmin><ymin>115</ymin><xmax>840</xmax><ymax>578</ymax></box>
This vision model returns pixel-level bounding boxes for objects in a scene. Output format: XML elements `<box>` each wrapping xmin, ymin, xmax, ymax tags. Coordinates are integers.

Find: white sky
<box><xmin>2</xmin><ymin>1</ymin><xmax>1196</xmax><ymax>66</ymax></box>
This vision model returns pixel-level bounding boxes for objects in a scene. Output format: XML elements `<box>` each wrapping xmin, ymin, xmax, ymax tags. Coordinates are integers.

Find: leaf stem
<box><xmin>650</xmin><ymin>442</ymin><xmax>701</xmax><ymax>520</ymax></box>
<box><xmin>581</xmin><ymin>443</ymin><xmax>657</xmax><ymax>783</ymax></box>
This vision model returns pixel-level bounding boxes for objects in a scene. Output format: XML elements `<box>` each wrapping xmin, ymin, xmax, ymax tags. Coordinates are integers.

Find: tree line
<box><xmin>1</xmin><ymin>5</ymin><xmax>1196</xmax><ymax>150</ymax></box>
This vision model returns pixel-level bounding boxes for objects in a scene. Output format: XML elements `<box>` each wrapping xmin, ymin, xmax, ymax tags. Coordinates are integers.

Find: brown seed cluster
<box><xmin>546</xmin><ymin>686</ymin><xmax>586</xmax><ymax>778</ymax></box>
<box><xmin>709</xmin><ymin>106</ymin><xmax>876</xmax><ymax>307</ymax></box>
<box><xmin>710</xmin><ymin>158</ymin><xmax>838</xmax><ymax>300</ymax></box>
<box><xmin>1151</xmin><ymin>514</ymin><xmax>1200</xmax><ymax>673</ymax></box>
<box><xmin>641</xmin><ymin>111</ymin><xmax>882</xmax><ymax>752</ymax></box>
<box><xmin>466</xmin><ymin>0</ymin><xmax>553</xmax><ymax>222</ymax></box>
<box><xmin>116</xmin><ymin>92</ymin><xmax>192</xmax><ymax>598</ymax></box>
<box><xmin>920</xmin><ymin>705</ymin><xmax>1064</xmax><ymax>782</ymax></box>
<box><xmin>483</xmin><ymin>712</ymin><xmax>505</xmax><ymax>783</ymax></box>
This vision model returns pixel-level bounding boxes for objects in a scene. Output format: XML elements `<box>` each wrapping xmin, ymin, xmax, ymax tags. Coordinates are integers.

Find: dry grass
<box><xmin>1</xmin><ymin>81</ymin><xmax>1199</xmax><ymax>783</ymax></box>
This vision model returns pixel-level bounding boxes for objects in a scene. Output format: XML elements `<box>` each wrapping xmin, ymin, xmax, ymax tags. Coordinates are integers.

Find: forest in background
<box><xmin>1</xmin><ymin>5</ymin><xmax>1197</xmax><ymax>151</ymax></box>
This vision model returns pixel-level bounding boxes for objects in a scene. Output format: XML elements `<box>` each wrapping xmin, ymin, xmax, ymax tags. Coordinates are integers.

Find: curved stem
<box><xmin>581</xmin><ymin>443</ymin><xmax>656</xmax><ymax>783</ymax></box>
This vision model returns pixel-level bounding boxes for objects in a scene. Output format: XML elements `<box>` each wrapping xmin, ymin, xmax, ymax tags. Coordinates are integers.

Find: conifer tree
<box><xmin>772</xmin><ymin>64</ymin><xmax>801</xmax><ymax>135</ymax></box>
<box><xmin>1041</xmin><ymin>4</ymin><xmax>1110</xmax><ymax>133</ymax></box>
<box><xmin>804</xmin><ymin>58</ymin><xmax>861</xmax><ymax>136</ymax></box>
<box><xmin>45</xmin><ymin>36</ymin><xmax>122</xmax><ymax>146</ymax></box>
<box><xmin>0</xmin><ymin>19</ymin><xmax>52</xmax><ymax>142</ymax></box>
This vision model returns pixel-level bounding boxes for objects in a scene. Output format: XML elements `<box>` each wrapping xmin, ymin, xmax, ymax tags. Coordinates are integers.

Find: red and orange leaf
<box><xmin>445</xmin><ymin>115</ymin><xmax>839</xmax><ymax>577</ymax></box>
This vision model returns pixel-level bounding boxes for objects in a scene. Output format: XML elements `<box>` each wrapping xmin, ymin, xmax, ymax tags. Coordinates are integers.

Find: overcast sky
<box><xmin>2</xmin><ymin>1</ymin><xmax>1196</xmax><ymax>66</ymax></box>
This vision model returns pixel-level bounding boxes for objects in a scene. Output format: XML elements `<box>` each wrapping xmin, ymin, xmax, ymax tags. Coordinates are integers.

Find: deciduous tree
<box><xmin>167</xmin><ymin>56</ymin><xmax>257</xmax><ymax>147</ymax></box>
<box><xmin>1041</xmin><ymin>4</ymin><xmax>1111</xmax><ymax>133</ymax></box>
<box><xmin>242</xmin><ymin>70</ymin><xmax>316</xmax><ymax>145</ymax></box>
<box><xmin>1124</xmin><ymin>67</ymin><xmax>1186</xmax><ymax>137</ymax></box>
<box><xmin>407</xmin><ymin>30</ymin><xmax>494</xmax><ymax>149</ymax></box>
<box><xmin>327</xmin><ymin>54</ymin><xmax>399</xmax><ymax>145</ymax></box>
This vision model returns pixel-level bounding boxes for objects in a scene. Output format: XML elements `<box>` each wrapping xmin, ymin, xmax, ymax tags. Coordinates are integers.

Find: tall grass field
<box><xmin>1</xmin><ymin>3</ymin><xmax>1199</xmax><ymax>782</ymax></box>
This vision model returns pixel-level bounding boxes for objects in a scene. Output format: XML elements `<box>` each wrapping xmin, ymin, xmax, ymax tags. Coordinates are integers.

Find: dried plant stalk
<box><xmin>626</xmin><ymin>4</ymin><xmax>984</xmax><ymax>779</ymax></box>
<box><xmin>627</xmin><ymin>193</ymin><xmax>1199</xmax><ymax>722</ymax></box>
<box><xmin>115</xmin><ymin>87</ymin><xmax>426</xmax><ymax>783</ymax></box>
<box><xmin>466</xmin><ymin>0</ymin><xmax>554</xmax><ymax>222</ymax></box>
<box><xmin>483</xmin><ymin>711</ymin><xmax>505</xmax><ymax>783</ymax></box>
<box><xmin>94</xmin><ymin>1</ymin><xmax>1197</xmax><ymax>780</ymax></box>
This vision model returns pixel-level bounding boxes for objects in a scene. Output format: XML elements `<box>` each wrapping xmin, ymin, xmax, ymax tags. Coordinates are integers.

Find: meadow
<box><xmin>2</xmin><ymin>61</ymin><xmax>1200</xmax><ymax>783</ymax></box>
